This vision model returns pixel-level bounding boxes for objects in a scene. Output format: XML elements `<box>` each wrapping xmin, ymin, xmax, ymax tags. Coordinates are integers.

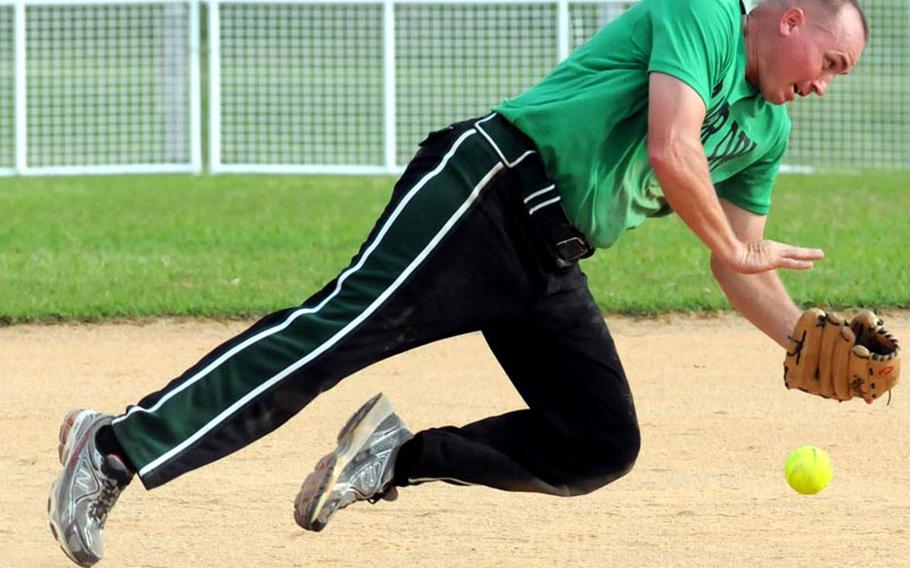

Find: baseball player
<box><xmin>49</xmin><ymin>0</ymin><xmax>899</xmax><ymax>565</ymax></box>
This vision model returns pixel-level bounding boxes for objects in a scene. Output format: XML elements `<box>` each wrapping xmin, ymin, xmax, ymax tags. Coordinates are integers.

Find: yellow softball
<box><xmin>784</xmin><ymin>446</ymin><xmax>833</xmax><ymax>495</ymax></box>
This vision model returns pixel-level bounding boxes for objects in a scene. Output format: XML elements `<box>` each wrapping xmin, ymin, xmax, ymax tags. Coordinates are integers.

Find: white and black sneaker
<box><xmin>295</xmin><ymin>393</ymin><xmax>413</xmax><ymax>531</ymax></box>
<box><xmin>48</xmin><ymin>410</ymin><xmax>133</xmax><ymax>567</ymax></box>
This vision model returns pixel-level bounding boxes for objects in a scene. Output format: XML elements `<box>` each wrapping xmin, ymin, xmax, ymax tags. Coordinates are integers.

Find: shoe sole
<box><xmin>294</xmin><ymin>393</ymin><xmax>392</xmax><ymax>531</ymax></box>
<box><xmin>48</xmin><ymin>409</ymin><xmax>100</xmax><ymax>567</ymax></box>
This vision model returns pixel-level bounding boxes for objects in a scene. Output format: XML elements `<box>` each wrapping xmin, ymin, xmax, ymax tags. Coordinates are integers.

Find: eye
<box><xmin>824</xmin><ymin>57</ymin><xmax>843</xmax><ymax>74</ymax></box>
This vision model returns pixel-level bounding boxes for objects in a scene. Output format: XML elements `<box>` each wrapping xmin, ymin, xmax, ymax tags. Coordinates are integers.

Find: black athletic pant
<box><xmin>111</xmin><ymin>114</ymin><xmax>640</xmax><ymax>496</ymax></box>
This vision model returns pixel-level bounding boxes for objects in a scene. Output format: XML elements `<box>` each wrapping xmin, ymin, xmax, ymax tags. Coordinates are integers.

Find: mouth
<box><xmin>785</xmin><ymin>84</ymin><xmax>798</xmax><ymax>101</ymax></box>
<box><xmin>778</xmin><ymin>85</ymin><xmax>796</xmax><ymax>104</ymax></box>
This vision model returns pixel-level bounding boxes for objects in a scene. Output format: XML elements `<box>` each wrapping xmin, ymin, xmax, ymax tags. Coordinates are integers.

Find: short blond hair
<box><xmin>758</xmin><ymin>0</ymin><xmax>869</xmax><ymax>41</ymax></box>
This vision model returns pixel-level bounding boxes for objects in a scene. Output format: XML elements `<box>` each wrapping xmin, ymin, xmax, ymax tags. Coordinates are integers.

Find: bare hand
<box><xmin>732</xmin><ymin>240</ymin><xmax>824</xmax><ymax>274</ymax></box>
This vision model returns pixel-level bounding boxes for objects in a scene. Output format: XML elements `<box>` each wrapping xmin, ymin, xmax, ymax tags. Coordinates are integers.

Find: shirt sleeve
<box><xmin>714</xmin><ymin>132</ymin><xmax>788</xmax><ymax>215</ymax></box>
<box><xmin>647</xmin><ymin>0</ymin><xmax>739</xmax><ymax>107</ymax></box>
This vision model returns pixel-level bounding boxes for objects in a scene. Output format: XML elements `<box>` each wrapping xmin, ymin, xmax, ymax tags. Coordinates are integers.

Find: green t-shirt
<box><xmin>494</xmin><ymin>0</ymin><xmax>790</xmax><ymax>249</ymax></box>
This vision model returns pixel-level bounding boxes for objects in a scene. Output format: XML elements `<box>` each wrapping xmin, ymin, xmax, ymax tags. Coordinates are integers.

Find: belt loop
<box><xmin>475</xmin><ymin>114</ymin><xmax>594</xmax><ymax>265</ymax></box>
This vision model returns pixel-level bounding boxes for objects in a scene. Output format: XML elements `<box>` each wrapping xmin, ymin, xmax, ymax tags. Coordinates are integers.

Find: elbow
<box><xmin>647</xmin><ymin>139</ymin><xmax>674</xmax><ymax>175</ymax></box>
<box><xmin>647</xmin><ymin>138</ymin><xmax>688</xmax><ymax>180</ymax></box>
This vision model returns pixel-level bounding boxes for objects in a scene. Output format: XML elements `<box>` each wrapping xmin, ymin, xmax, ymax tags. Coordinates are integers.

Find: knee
<box><xmin>612</xmin><ymin>421</ymin><xmax>642</xmax><ymax>479</ymax></box>
<box><xmin>562</xmin><ymin>418</ymin><xmax>641</xmax><ymax>497</ymax></box>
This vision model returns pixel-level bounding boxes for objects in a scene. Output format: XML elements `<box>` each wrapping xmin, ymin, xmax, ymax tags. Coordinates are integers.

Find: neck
<box><xmin>743</xmin><ymin>13</ymin><xmax>759</xmax><ymax>86</ymax></box>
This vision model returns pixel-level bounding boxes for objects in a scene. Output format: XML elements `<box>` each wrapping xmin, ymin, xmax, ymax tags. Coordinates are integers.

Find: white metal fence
<box><xmin>0</xmin><ymin>0</ymin><xmax>908</xmax><ymax>175</ymax></box>
<box><xmin>2</xmin><ymin>0</ymin><xmax>201</xmax><ymax>175</ymax></box>
<box><xmin>0</xmin><ymin>4</ymin><xmax>13</xmax><ymax>173</ymax></box>
<box><xmin>209</xmin><ymin>0</ymin><xmax>647</xmax><ymax>174</ymax></box>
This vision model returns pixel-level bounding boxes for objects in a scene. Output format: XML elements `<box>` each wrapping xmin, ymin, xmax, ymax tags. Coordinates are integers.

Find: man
<box><xmin>49</xmin><ymin>0</ymin><xmax>874</xmax><ymax>565</ymax></box>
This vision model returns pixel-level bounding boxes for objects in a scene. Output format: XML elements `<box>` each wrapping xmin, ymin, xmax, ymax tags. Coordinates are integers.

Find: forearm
<box><xmin>650</xmin><ymin>143</ymin><xmax>744</xmax><ymax>266</ymax></box>
<box><xmin>710</xmin><ymin>255</ymin><xmax>801</xmax><ymax>348</ymax></box>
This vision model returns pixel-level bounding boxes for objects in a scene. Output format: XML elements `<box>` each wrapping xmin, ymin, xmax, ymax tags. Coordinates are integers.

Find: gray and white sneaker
<box><xmin>48</xmin><ymin>410</ymin><xmax>133</xmax><ymax>567</ymax></box>
<box><xmin>295</xmin><ymin>393</ymin><xmax>413</xmax><ymax>531</ymax></box>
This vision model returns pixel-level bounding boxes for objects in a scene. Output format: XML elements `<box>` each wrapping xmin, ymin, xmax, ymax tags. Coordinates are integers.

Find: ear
<box><xmin>779</xmin><ymin>7</ymin><xmax>806</xmax><ymax>36</ymax></box>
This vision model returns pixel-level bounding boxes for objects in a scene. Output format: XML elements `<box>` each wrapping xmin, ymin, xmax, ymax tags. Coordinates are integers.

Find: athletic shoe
<box><xmin>294</xmin><ymin>393</ymin><xmax>413</xmax><ymax>531</ymax></box>
<box><xmin>48</xmin><ymin>410</ymin><xmax>133</xmax><ymax>567</ymax></box>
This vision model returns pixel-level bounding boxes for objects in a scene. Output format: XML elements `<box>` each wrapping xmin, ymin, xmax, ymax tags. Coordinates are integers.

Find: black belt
<box><xmin>473</xmin><ymin>113</ymin><xmax>593</xmax><ymax>266</ymax></box>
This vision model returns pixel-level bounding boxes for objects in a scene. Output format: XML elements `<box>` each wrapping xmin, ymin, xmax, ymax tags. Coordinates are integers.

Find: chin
<box><xmin>760</xmin><ymin>88</ymin><xmax>787</xmax><ymax>106</ymax></box>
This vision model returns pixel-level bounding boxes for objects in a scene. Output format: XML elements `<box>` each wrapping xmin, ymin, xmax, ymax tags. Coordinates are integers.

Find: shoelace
<box><xmin>88</xmin><ymin>478</ymin><xmax>124</xmax><ymax>528</ymax></box>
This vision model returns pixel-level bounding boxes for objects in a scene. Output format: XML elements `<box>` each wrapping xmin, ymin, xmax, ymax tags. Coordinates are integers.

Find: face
<box><xmin>752</xmin><ymin>4</ymin><xmax>865</xmax><ymax>105</ymax></box>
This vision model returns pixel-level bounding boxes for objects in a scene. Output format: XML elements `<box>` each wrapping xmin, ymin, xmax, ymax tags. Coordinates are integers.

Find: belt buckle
<box><xmin>555</xmin><ymin>236</ymin><xmax>590</xmax><ymax>262</ymax></box>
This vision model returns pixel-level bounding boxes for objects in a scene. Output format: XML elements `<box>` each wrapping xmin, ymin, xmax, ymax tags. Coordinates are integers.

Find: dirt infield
<box><xmin>3</xmin><ymin>313</ymin><xmax>909</xmax><ymax>568</ymax></box>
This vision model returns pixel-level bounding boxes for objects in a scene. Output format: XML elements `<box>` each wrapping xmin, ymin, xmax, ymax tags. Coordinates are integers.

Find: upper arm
<box><xmin>645</xmin><ymin>0</ymin><xmax>738</xmax><ymax>168</ymax></box>
<box><xmin>647</xmin><ymin>73</ymin><xmax>705</xmax><ymax>163</ymax></box>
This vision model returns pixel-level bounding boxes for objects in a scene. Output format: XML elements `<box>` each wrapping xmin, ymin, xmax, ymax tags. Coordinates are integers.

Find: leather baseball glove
<box><xmin>784</xmin><ymin>308</ymin><xmax>901</xmax><ymax>403</ymax></box>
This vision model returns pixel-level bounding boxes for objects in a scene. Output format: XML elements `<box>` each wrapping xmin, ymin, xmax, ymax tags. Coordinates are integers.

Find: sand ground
<box><xmin>2</xmin><ymin>313</ymin><xmax>909</xmax><ymax>568</ymax></box>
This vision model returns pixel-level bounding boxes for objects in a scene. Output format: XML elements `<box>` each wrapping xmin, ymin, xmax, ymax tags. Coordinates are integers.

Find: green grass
<box><xmin>1</xmin><ymin>171</ymin><xmax>908</xmax><ymax>323</ymax></box>
<box><xmin>0</xmin><ymin>174</ymin><xmax>389</xmax><ymax>323</ymax></box>
<box><xmin>584</xmin><ymin>172</ymin><xmax>910</xmax><ymax>313</ymax></box>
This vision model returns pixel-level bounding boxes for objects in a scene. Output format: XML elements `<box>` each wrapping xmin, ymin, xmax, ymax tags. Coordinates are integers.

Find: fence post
<box><xmin>14</xmin><ymin>0</ymin><xmax>26</xmax><ymax>173</ymax></box>
<box><xmin>208</xmin><ymin>0</ymin><xmax>221</xmax><ymax>173</ymax></box>
<box><xmin>188</xmin><ymin>0</ymin><xmax>202</xmax><ymax>173</ymax></box>
<box><xmin>383</xmin><ymin>0</ymin><xmax>396</xmax><ymax>173</ymax></box>
<box><xmin>557</xmin><ymin>0</ymin><xmax>569</xmax><ymax>62</ymax></box>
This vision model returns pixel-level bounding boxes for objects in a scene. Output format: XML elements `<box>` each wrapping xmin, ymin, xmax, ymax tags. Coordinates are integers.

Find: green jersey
<box><xmin>495</xmin><ymin>0</ymin><xmax>790</xmax><ymax>249</ymax></box>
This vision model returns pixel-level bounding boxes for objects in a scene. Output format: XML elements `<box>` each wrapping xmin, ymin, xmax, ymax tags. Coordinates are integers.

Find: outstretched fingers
<box><xmin>736</xmin><ymin>240</ymin><xmax>825</xmax><ymax>273</ymax></box>
<box><xmin>777</xmin><ymin>243</ymin><xmax>825</xmax><ymax>270</ymax></box>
